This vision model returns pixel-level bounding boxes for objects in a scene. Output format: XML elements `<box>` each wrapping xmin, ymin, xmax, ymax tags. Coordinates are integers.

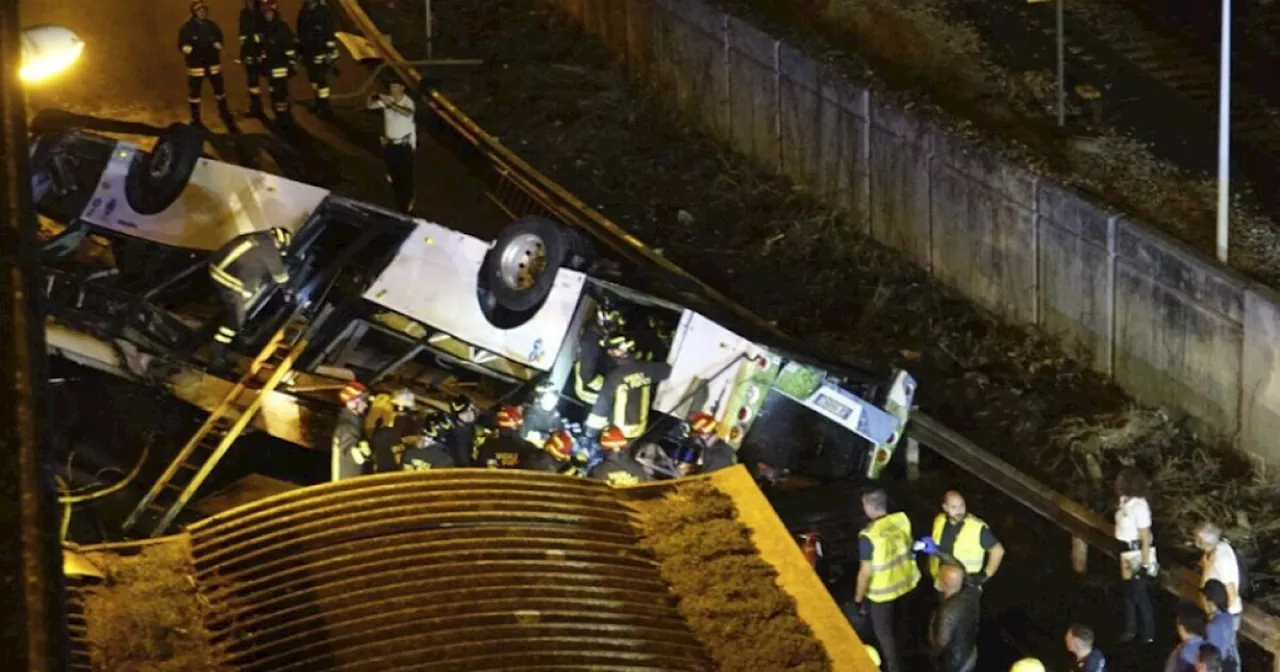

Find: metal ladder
<box><xmin>122</xmin><ymin>317</ymin><xmax>312</xmax><ymax>537</ymax></box>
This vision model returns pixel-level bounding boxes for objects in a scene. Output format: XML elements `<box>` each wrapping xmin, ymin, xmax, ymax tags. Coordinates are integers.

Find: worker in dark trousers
<box><xmin>922</xmin><ymin>491</ymin><xmax>1005</xmax><ymax>594</ymax></box>
<box><xmin>587</xmin><ymin>426</ymin><xmax>651</xmax><ymax>486</ymax></box>
<box><xmin>369</xmin><ymin>388</ymin><xmax>416</xmax><ymax>472</ymax></box>
<box><xmin>367</xmin><ymin>78</ymin><xmax>417</xmax><ymax>212</ymax></box>
<box><xmin>260</xmin><ymin>0</ymin><xmax>297</xmax><ymax>131</ymax></box>
<box><xmin>296</xmin><ymin>0</ymin><xmax>338</xmax><ymax>116</ymax></box>
<box><xmin>675</xmin><ymin>412</ymin><xmax>738</xmax><ymax>476</ymax></box>
<box><xmin>573</xmin><ymin>300</ymin><xmax>627</xmax><ymax>404</ymax></box>
<box><xmin>206</xmin><ymin>227</ymin><xmax>293</xmax><ymax>376</ymax></box>
<box><xmin>401</xmin><ymin>413</ymin><xmax>457</xmax><ymax>470</ymax></box>
<box><xmin>850</xmin><ymin>488</ymin><xmax>920</xmax><ymax>672</ymax></box>
<box><xmin>179</xmin><ymin>0</ymin><xmax>239</xmax><ymax>132</ymax></box>
<box><xmin>237</xmin><ymin>0</ymin><xmax>266</xmax><ymax>118</ymax></box>
<box><xmin>583</xmin><ymin>334</ymin><xmax>671</xmax><ymax>441</ymax></box>
<box><xmin>331</xmin><ymin>381</ymin><xmax>371</xmax><ymax>481</ymax></box>
<box><xmin>445</xmin><ymin>395</ymin><xmax>478</xmax><ymax>466</ymax></box>
<box><xmin>929</xmin><ymin>563</ymin><xmax>980</xmax><ymax>672</ymax></box>
<box><xmin>475</xmin><ymin>405</ymin><xmax>532</xmax><ymax>469</ymax></box>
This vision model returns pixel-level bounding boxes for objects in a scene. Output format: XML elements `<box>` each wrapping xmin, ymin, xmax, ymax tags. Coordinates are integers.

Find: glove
<box><xmin>912</xmin><ymin>537</ymin><xmax>939</xmax><ymax>556</ymax></box>
<box><xmin>349</xmin><ymin>440</ymin><xmax>372</xmax><ymax>465</ymax></box>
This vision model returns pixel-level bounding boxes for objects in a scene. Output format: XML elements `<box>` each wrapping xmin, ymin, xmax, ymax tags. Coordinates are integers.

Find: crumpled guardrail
<box><xmin>335</xmin><ymin>0</ymin><xmax>1280</xmax><ymax>662</ymax></box>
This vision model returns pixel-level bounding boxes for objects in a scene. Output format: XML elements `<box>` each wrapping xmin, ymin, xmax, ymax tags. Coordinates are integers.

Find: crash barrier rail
<box><xmin>334</xmin><ymin>1</ymin><xmax>1280</xmax><ymax>665</ymax></box>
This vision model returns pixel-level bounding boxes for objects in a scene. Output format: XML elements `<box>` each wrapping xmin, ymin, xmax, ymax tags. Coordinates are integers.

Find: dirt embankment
<box><xmin>362</xmin><ymin>0</ymin><xmax>1280</xmax><ymax>608</ymax></box>
<box><xmin>80</xmin><ymin>541</ymin><xmax>226</xmax><ymax>671</ymax></box>
<box><xmin>631</xmin><ymin>481</ymin><xmax>830</xmax><ymax>671</ymax></box>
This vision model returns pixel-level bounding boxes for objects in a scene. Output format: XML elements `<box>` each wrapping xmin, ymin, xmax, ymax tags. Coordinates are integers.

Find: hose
<box><xmin>58</xmin><ymin>441</ymin><xmax>149</xmax><ymax>505</ymax></box>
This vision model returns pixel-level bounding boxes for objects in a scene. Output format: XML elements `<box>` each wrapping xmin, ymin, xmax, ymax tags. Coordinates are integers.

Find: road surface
<box><xmin>22</xmin><ymin>0</ymin><xmax>507</xmax><ymax>235</ymax></box>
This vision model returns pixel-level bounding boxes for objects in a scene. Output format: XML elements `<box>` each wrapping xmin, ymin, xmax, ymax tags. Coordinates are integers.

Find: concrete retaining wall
<box><xmin>545</xmin><ymin>0</ymin><xmax>1280</xmax><ymax>464</ymax></box>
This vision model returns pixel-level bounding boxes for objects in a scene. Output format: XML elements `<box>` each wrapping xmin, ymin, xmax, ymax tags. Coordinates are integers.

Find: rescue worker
<box><xmin>295</xmin><ymin>0</ymin><xmax>337</xmax><ymax>115</ymax></box>
<box><xmin>237</xmin><ymin>0</ymin><xmax>267</xmax><ymax>118</ymax></box>
<box><xmin>541</xmin><ymin>431</ymin><xmax>585</xmax><ymax>476</ymax></box>
<box><xmin>587</xmin><ymin>426</ymin><xmax>651</xmax><ymax>486</ymax></box>
<box><xmin>206</xmin><ymin>227</ymin><xmax>293</xmax><ymax>376</ymax></box>
<box><xmin>366</xmin><ymin>78</ymin><xmax>417</xmax><ymax>212</ymax></box>
<box><xmin>369</xmin><ymin>388</ymin><xmax>416</xmax><ymax>472</ymax></box>
<box><xmin>520</xmin><ymin>381</ymin><xmax>565</xmax><ymax>447</ymax></box>
<box><xmin>583</xmin><ymin>334</ymin><xmax>671</xmax><ymax>441</ymax></box>
<box><xmin>921</xmin><ymin>490</ymin><xmax>1005</xmax><ymax>593</ymax></box>
<box><xmin>260</xmin><ymin>0</ymin><xmax>298</xmax><ymax>130</ymax></box>
<box><xmin>444</xmin><ymin>394</ymin><xmax>478</xmax><ymax>467</ymax></box>
<box><xmin>401</xmin><ymin>413</ymin><xmax>456</xmax><ymax>470</ymax></box>
<box><xmin>331</xmin><ymin>381</ymin><xmax>371</xmax><ymax>481</ymax></box>
<box><xmin>850</xmin><ymin>488</ymin><xmax>919</xmax><ymax>672</ymax></box>
<box><xmin>179</xmin><ymin>0</ymin><xmax>239</xmax><ymax>131</ymax></box>
<box><xmin>573</xmin><ymin>300</ymin><xmax>627</xmax><ymax>404</ymax></box>
<box><xmin>475</xmin><ymin>405</ymin><xmax>536</xmax><ymax>469</ymax></box>
<box><xmin>675</xmin><ymin>412</ymin><xmax>737</xmax><ymax>476</ymax></box>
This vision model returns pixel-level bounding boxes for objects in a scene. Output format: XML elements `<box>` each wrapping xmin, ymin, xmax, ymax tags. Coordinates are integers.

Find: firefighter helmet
<box><xmin>688</xmin><ymin>412</ymin><xmax>717</xmax><ymax>436</ymax></box>
<box><xmin>601</xmin><ymin>334</ymin><xmax>636</xmax><ymax>355</ymax></box>
<box><xmin>495</xmin><ymin>405</ymin><xmax>523</xmax><ymax>430</ymax></box>
<box><xmin>261</xmin><ymin>0</ymin><xmax>279</xmax><ymax>12</ymax></box>
<box><xmin>544</xmin><ymin>431</ymin><xmax>574</xmax><ymax>460</ymax></box>
<box><xmin>596</xmin><ymin>304</ymin><xmax>625</xmax><ymax>330</ymax></box>
<box><xmin>391</xmin><ymin>388</ymin><xmax>416</xmax><ymax>410</ymax></box>
<box><xmin>420</xmin><ymin>412</ymin><xmax>447</xmax><ymax>438</ymax></box>
<box><xmin>449</xmin><ymin>394</ymin><xmax>472</xmax><ymax>414</ymax></box>
<box><xmin>191</xmin><ymin>0</ymin><xmax>208</xmax><ymax>13</ymax></box>
<box><xmin>338</xmin><ymin>381</ymin><xmax>368</xmax><ymax>405</ymax></box>
<box><xmin>269</xmin><ymin>227</ymin><xmax>292</xmax><ymax>249</ymax></box>
<box><xmin>599</xmin><ymin>426</ymin><xmax>628</xmax><ymax>452</ymax></box>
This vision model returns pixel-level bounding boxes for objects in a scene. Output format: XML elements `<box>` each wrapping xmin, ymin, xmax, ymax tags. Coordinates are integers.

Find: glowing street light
<box><xmin>19</xmin><ymin>24</ymin><xmax>84</xmax><ymax>83</ymax></box>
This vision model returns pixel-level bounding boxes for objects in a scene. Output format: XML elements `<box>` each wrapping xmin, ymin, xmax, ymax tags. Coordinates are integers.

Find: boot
<box><xmin>314</xmin><ymin>97</ymin><xmax>334</xmax><ymax>119</ymax></box>
<box><xmin>189</xmin><ymin>101</ymin><xmax>203</xmax><ymax>127</ymax></box>
<box><xmin>248</xmin><ymin>95</ymin><xmax>266</xmax><ymax>119</ymax></box>
<box><xmin>216</xmin><ymin>98</ymin><xmax>240</xmax><ymax>134</ymax></box>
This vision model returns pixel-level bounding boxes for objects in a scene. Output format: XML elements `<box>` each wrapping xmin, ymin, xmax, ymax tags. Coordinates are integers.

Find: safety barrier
<box><xmin>334</xmin><ymin>1</ymin><xmax>1280</xmax><ymax>666</ymax></box>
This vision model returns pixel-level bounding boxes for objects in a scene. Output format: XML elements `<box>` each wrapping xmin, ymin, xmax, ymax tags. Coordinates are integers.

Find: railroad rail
<box><xmin>334</xmin><ymin>1</ymin><xmax>1280</xmax><ymax>666</ymax></box>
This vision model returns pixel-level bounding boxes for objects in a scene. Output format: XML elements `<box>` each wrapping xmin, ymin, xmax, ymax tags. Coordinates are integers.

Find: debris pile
<box><xmin>632</xmin><ymin>481</ymin><xmax>831</xmax><ymax>671</ymax></box>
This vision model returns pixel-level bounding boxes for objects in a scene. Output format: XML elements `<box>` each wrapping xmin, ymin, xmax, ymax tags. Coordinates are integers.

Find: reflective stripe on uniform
<box><xmin>317</xmin><ymin>86</ymin><xmax>330</xmax><ymax>99</ymax></box>
<box><xmin>216</xmin><ymin>239</ymin><xmax>257</xmax><ymax>269</ymax></box>
<box><xmin>272</xmin><ymin>270</ymin><xmax>289</xmax><ymax>284</ymax></box>
<box><xmin>614</xmin><ymin>384</ymin><xmax>649</xmax><ymax>438</ymax></box>
<box><xmin>182</xmin><ymin>45</ymin><xmax>193</xmax><ymax>54</ymax></box>
<box><xmin>862</xmin><ymin>512</ymin><xmax>920</xmax><ymax>603</ymax></box>
<box><xmin>248</xmin><ymin>86</ymin><xmax>261</xmax><ymax>95</ymax></box>
<box><xmin>187</xmin><ymin>67</ymin><xmax>206</xmax><ymax>76</ymax></box>
<box><xmin>929</xmin><ymin>514</ymin><xmax>988</xmax><ymax>584</ymax></box>
<box><xmin>270</xmin><ymin>67</ymin><xmax>288</xmax><ymax>78</ymax></box>
<box><xmin>573</xmin><ymin>362</ymin><xmax>602</xmax><ymax>404</ymax></box>
<box><xmin>285</xmin><ymin>49</ymin><xmax>296</xmax><ymax>57</ymax></box>
<box><xmin>188</xmin><ymin>97</ymin><xmax>202</xmax><ymax>104</ymax></box>
<box><xmin>214</xmin><ymin>326</ymin><xmax>237</xmax><ymax>344</ymax></box>
<box><xmin>208</xmin><ymin>64</ymin><xmax>222</xmax><ymax>75</ymax></box>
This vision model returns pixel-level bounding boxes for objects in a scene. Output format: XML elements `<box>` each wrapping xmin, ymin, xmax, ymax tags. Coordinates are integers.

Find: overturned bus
<box><xmin>30</xmin><ymin>119</ymin><xmax>916</xmax><ymax>533</ymax></box>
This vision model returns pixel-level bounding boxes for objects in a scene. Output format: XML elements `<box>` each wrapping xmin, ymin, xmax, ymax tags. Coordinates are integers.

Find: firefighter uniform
<box><xmin>179</xmin><ymin>1</ymin><xmax>238</xmax><ymax>131</ymax></box>
<box><xmin>369</xmin><ymin>409</ymin><xmax>415</xmax><ymax>473</ymax></box>
<box><xmin>401</xmin><ymin>439</ymin><xmax>456</xmax><ymax>471</ymax></box>
<box><xmin>857</xmin><ymin>511</ymin><xmax>920</xmax><ymax>672</ymax></box>
<box><xmin>238</xmin><ymin>0</ymin><xmax>266</xmax><ymax>117</ymax></box>
<box><xmin>331</xmin><ymin>382</ymin><xmax>371</xmax><ymax>481</ymax></box>
<box><xmin>296</xmin><ymin>0</ymin><xmax>338</xmax><ymax>114</ymax></box>
<box><xmin>584</xmin><ymin>358</ymin><xmax>672</xmax><ymax>439</ymax></box>
<box><xmin>445</xmin><ymin>396</ymin><xmax>477</xmax><ymax>467</ymax></box>
<box><xmin>476</xmin><ymin>434</ymin><xmax>556</xmax><ymax>471</ymax></box>
<box><xmin>207</xmin><ymin>228</ymin><xmax>291</xmax><ymax>373</ymax></box>
<box><xmin>928</xmin><ymin>513</ymin><xmax>999</xmax><ymax>590</ymax></box>
<box><xmin>588</xmin><ymin>452</ymin><xmax>650</xmax><ymax>486</ymax></box>
<box><xmin>260</xmin><ymin>1</ymin><xmax>297</xmax><ymax>127</ymax></box>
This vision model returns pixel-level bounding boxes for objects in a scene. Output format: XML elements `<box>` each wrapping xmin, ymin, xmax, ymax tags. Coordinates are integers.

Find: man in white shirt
<box><xmin>1194</xmin><ymin>522</ymin><xmax>1244</xmax><ymax>632</ymax></box>
<box><xmin>367</xmin><ymin>77</ymin><xmax>417</xmax><ymax>212</ymax></box>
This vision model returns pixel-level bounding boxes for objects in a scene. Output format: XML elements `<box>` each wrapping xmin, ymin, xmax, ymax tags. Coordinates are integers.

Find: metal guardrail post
<box><xmin>905</xmin><ymin>437</ymin><xmax>920</xmax><ymax>482</ymax></box>
<box><xmin>0</xmin><ymin>0</ymin><xmax>69</xmax><ymax>668</ymax></box>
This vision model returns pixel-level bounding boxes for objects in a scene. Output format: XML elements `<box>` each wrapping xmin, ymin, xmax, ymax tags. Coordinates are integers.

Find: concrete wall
<box><xmin>546</xmin><ymin>0</ymin><xmax>1280</xmax><ymax>464</ymax></box>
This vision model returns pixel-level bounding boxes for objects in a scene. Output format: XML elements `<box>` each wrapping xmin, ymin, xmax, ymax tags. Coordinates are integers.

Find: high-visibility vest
<box><xmin>929</xmin><ymin>514</ymin><xmax>989</xmax><ymax>584</ymax></box>
<box><xmin>860</xmin><ymin>512</ymin><xmax>919</xmax><ymax>603</ymax></box>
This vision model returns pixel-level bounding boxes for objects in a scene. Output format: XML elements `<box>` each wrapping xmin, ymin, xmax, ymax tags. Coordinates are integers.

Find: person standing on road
<box><xmin>367</xmin><ymin>77</ymin><xmax>417</xmax><ymax>212</ymax></box>
<box><xmin>260</xmin><ymin>0</ymin><xmax>298</xmax><ymax>131</ymax></box>
<box><xmin>1166</xmin><ymin>601</ymin><xmax>1208</xmax><ymax>672</ymax></box>
<box><xmin>1113</xmin><ymin>466</ymin><xmax>1157</xmax><ymax>645</ymax></box>
<box><xmin>850</xmin><ymin>488</ymin><xmax>919</xmax><ymax>672</ymax></box>
<box><xmin>331</xmin><ymin>381</ymin><xmax>371</xmax><ymax>481</ymax></box>
<box><xmin>928</xmin><ymin>563</ymin><xmax>979</xmax><ymax>672</ymax></box>
<box><xmin>1194</xmin><ymin>522</ymin><xmax>1244</xmax><ymax>634</ymax></box>
<box><xmin>1200</xmin><ymin>580</ymin><xmax>1239</xmax><ymax>672</ymax></box>
<box><xmin>179</xmin><ymin>0</ymin><xmax>239</xmax><ymax>132</ymax></box>
<box><xmin>296</xmin><ymin>0</ymin><xmax>338</xmax><ymax>116</ymax></box>
<box><xmin>1065</xmin><ymin>623</ymin><xmax>1107</xmax><ymax>672</ymax></box>
<box><xmin>922</xmin><ymin>490</ymin><xmax>1005</xmax><ymax>593</ymax></box>
<box><xmin>237</xmin><ymin>0</ymin><xmax>267</xmax><ymax>118</ymax></box>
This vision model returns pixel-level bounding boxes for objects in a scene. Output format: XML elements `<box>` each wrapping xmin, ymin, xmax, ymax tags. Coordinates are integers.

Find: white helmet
<box><xmin>1009</xmin><ymin>659</ymin><xmax>1046</xmax><ymax>672</ymax></box>
<box><xmin>392</xmin><ymin>388</ymin><xmax>416</xmax><ymax>410</ymax></box>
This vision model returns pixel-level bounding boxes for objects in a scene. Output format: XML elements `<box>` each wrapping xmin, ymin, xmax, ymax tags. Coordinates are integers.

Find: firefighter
<box><xmin>237</xmin><ymin>0</ymin><xmax>266</xmax><ymax>118</ymax></box>
<box><xmin>587</xmin><ymin>426</ymin><xmax>651</xmax><ymax>486</ymax></box>
<box><xmin>260</xmin><ymin>0</ymin><xmax>298</xmax><ymax>130</ymax></box>
<box><xmin>401</xmin><ymin>412</ymin><xmax>457</xmax><ymax>470</ymax></box>
<box><xmin>206</xmin><ymin>227</ymin><xmax>293</xmax><ymax>376</ymax></box>
<box><xmin>369</xmin><ymin>388</ymin><xmax>416</xmax><ymax>472</ymax></box>
<box><xmin>540</xmin><ymin>431</ymin><xmax>584</xmax><ymax>476</ymax></box>
<box><xmin>583</xmin><ymin>334</ymin><xmax>672</xmax><ymax>440</ymax></box>
<box><xmin>296</xmin><ymin>0</ymin><xmax>338</xmax><ymax>115</ymax></box>
<box><xmin>179</xmin><ymin>0</ymin><xmax>239</xmax><ymax>131</ymax></box>
<box><xmin>573</xmin><ymin>300</ymin><xmax>626</xmax><ymax>404</ymax></box>
<box><xmin>331</xmin><ymin>381</ymin><xmax>371</xmax><ymax>481</ymax></box>
<box><xmin>675</xmin><ymin>412</ymin><xmax>738</xmax><ymax>476</ymax></box>
<box><xmin>520</xmin><ymin>381</ymin><xmax>565</xmax><ymax>447</ymax></box>
<box><xmin>475</xmin><ymin>405</ymin><xmax>535</xmax><ymax>469</ymax></box>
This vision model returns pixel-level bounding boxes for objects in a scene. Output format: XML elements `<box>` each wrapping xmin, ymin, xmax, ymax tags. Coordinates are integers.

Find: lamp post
<box><xmin>2</xmin><ymin>18</ymin><xmax>83</xmax><ymax>671</ymax></box>
<box><xmin>1028</xmin><ymin>0</ymin><xmax>1066</xmax><ymax>127</ymax></box>
<box><xmin>1216</xmin><ymin>0</ymin><xmax>1231</xmax><ymax>264</ymax></box>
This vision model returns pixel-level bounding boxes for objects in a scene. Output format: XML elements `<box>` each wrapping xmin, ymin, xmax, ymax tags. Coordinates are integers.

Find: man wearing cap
<box><xmin>331</xmin><ymin>381</ymin><xmax>371</xmax><ymax>481</ymax></box>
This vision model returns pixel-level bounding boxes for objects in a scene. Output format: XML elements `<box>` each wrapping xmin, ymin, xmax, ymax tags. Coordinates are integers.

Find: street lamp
<box><xmin>1216</xmin><ymin>0</ymin><xmax>1231</xmax><ymax>264</ymax></box>
<box><xmin>19</xmin><ymin>24</ymin><xmax>83</xmax><ymax>83</ymax></box>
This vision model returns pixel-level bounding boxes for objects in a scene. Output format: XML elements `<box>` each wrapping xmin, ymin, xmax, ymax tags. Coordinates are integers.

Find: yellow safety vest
<box><xmin>929</xmin><ymin>514</ymin><xmax>988</xmax><ymax>583</ymax></box>
<box><xmin>861</xmin><ymin>512</ymin><xmax>919</xmax><ymax>603</ymax></box>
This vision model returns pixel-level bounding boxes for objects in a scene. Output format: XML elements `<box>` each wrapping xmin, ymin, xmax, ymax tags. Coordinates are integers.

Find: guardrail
<box><xmin>334</xmin><ymin>1</ymin><xmax>1280</xmax><ymax>666</ymax></box>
